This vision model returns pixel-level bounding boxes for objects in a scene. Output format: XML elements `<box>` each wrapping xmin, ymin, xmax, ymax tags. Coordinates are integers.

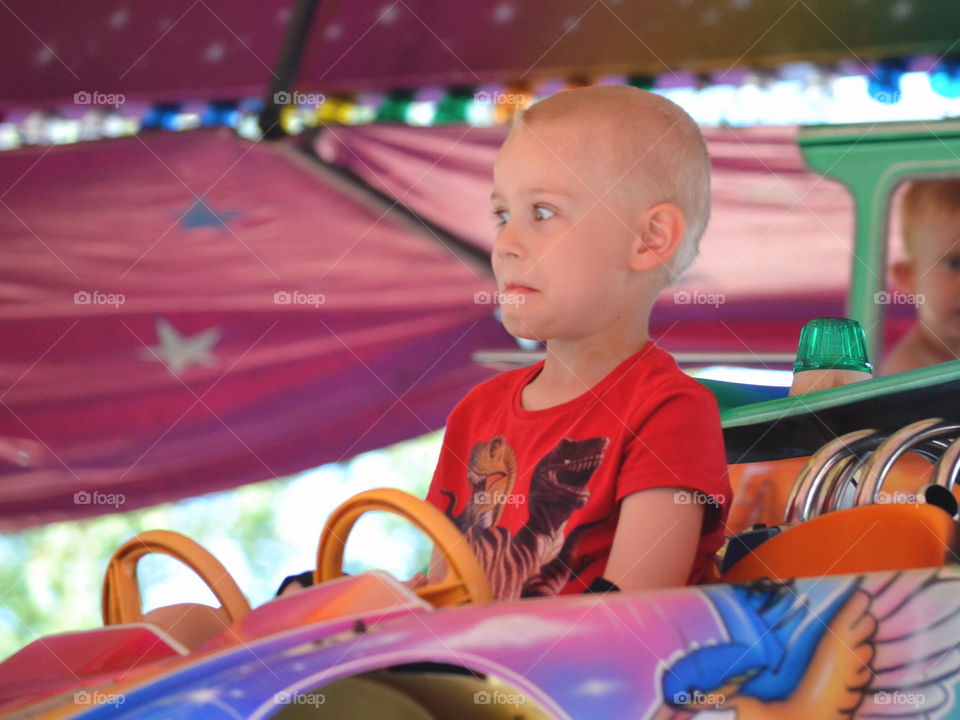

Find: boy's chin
<box><xmin>506</xmin><ymin>327</ymin><xmax>543</xmax><ymax>342</ymax></box>
<box><xmin>501</xmin><ymin>317</ymin><xmax>543</xmax><ymax>342</ymax></box>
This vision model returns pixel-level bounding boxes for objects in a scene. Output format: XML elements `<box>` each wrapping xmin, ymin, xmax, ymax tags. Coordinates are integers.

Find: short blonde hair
<box><xmin>514</xmin><ymin>85</ymin><xmax>711</xmax><ymax>278</ymax></box>
<box><xmin>901</xmin><ymin>179</ymin><xmax>960</xmax><ymax>258</ymax></box>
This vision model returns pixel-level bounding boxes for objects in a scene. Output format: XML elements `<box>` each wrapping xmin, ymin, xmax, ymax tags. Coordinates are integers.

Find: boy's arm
<box><xmin>603</xmin><ymin>487</ymin><xmax>704</xmax><ymax>592</ymax></box>
<box><xmin>427</xmin><ymin>545</ymin><xmax>447</xmax><ymax>582</ymax></box>
<box><xmin>403</xmin><ymin>546</ymin><xmax>447</xmax><ymax>593</ymax></box>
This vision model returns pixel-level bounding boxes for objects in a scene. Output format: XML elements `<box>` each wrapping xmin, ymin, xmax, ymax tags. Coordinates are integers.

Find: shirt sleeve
<box><xmin>616</xmin><ymin>380</ymin><xmax>730</xmax><ymax>534</ymax></box>
<box><xmin>424</xmin><ymin>399</ymin><xmax>470</xmax><ymax>516</ymax></box>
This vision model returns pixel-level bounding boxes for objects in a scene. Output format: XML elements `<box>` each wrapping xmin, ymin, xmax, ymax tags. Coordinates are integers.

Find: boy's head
<box><xmin>490</xmin><ymin>85</ymin><xmax>710</xmax><ymax>342</ymax></box>
<box><xmin>892</xmin><ymin>179</ymin><xmax>960</xmax><ymax>350</ymax></box>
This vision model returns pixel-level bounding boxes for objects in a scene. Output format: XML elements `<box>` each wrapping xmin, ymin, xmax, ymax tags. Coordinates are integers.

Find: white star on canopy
<box><xmin>140</xmin><ymin>318</ymin><xmax>220</xmax><ymax>376</ymax></box>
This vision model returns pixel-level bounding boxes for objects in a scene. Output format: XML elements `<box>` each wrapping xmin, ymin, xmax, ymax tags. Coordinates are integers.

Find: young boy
<box><xmin>279</xmin><ymin>85</ymin><xmax>731</xmax><ymax>600</ymax></box>
<box><xmin>882</xmin><ymin>179</ymin><xmax>960</xmax><ymax>375</ymax></box>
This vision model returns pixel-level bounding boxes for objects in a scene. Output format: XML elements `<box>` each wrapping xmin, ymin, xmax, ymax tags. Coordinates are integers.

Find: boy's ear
<box><xmin>631</xmin><ymin>202</ymin><xmax>685</xmax><ymax>273</ymax></box>
<box><xmin>891</xmin><ymin>259</ymin><xmax>916</xmax><ymax>294</ymax></box>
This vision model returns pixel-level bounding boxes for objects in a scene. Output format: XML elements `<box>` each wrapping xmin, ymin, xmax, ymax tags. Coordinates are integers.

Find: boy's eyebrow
<box><xmin>490</xmin><ymin>187</ymin><xmax>568</xmax><ymax>201</ymax></box>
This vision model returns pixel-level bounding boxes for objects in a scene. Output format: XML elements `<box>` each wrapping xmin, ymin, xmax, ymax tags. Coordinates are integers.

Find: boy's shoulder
<box><xmin>625</xmin><ymin>345</ymin><xmax>720</xmax><ymax>408</ymax></box>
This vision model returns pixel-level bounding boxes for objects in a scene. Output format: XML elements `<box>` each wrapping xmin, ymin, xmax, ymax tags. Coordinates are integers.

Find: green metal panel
<box><xmin>797</xmin><ymin>119</ymin><xmax>960</xmax><ymax>364</ymax></box>
<box><xmin>721</xmin><ymin>359</ymin><xmax>960</xmax><ymax>463</ymax></box>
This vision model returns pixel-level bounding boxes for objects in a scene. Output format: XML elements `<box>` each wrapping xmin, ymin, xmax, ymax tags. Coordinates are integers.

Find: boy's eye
<box><xmin>491</xmin><ymin>205</ymin><xmax>555</xmax><ymax>226</ymax></box>
<box><xmin>534</xmin><ymin>205</ymin><xmax>556</xmax><ymax>221</ymax></box>
<box><xmin>946</xmin><ymin>256</ymin><xmax>960</xmax><ymax>272</ymax></box>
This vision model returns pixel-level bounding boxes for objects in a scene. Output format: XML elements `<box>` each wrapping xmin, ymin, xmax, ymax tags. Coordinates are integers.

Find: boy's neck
<box><xmin>886</xmin><ymin>323</ymin><xmax>960</xmax><ymax>375</ymax></box>
<box><xmin>525</xmin><ymin>286</ymin><xmax>659</xmax><ymax>395</ymax></box>
<box><xmin>916</xmin><ymin>323</ymin><xmax>960</xmax><ymax>363</ymax></box>
<box><xmin>535</xmin><ymin>331</ymin><xmax>652</xmax><ymax>393</ymax></box>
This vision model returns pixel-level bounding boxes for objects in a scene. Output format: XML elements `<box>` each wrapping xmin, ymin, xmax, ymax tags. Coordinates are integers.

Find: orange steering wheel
<box><xmin>316</xmin><ymin>488</ymin><xmax>492</xmax><ymax>607</ymax></box>
<box><xmin>102</xmin><ymin>529</ymin><xmax>251</xmax><ymax>627</ymax></box>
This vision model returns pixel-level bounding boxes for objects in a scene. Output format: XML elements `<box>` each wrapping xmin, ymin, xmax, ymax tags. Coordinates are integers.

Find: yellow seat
<box><xmin>720</xmin><ymin>502</ymin><xmax>955</xmax><ymax>583</ymax></box>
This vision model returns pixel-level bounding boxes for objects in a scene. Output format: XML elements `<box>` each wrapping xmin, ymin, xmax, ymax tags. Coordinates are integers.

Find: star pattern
<box><xmin>140</xmin><ymin>318</ymin><xmax>221</xmax><ymax>376</ymax></box>
<box><xmin>178</xmin><ymin>200</ymin><xmax>241</xmax><ymax>230</ymax></box>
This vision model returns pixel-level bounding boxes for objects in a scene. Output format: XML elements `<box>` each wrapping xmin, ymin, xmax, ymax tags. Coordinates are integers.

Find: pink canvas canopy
<box><xmin>0</xmin><ymin>130</ymin><xmax>508</xmax><ymax>529</ymax></box>
<box><xmin>4</xmin><ymin>1</ymin><xmax>959</xmax><ymax>109</ymax></box>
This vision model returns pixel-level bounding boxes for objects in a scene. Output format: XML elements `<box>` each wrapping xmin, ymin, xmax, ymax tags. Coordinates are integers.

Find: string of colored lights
<box><xmin>4</xmin><ymin>58</ymin><xmax>960</xmax><ymax>151</ymax></box>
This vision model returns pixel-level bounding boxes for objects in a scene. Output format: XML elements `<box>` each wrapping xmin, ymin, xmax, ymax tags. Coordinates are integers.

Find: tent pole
<box><xmin>275</xmin><ymin>137</ymin><xmax>494</xmax><ymax>278</ymax></box>
<box><xmin>259</xmin><ymin>0</ymin><xmax>322</xmax><ymax>139</ymax></box>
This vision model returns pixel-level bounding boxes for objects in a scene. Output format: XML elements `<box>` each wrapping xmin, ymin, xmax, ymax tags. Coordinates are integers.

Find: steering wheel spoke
<box><xmin>315</xmin><ymin>488</ymin><xmax>492</xmax><ymax>608</ymax></box>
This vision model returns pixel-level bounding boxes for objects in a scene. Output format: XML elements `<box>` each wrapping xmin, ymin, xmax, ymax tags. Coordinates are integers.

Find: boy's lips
<box><xmin>504</xmin><ymin>283</ymin><xmax>538</xmax><ymax>293</ymax></box>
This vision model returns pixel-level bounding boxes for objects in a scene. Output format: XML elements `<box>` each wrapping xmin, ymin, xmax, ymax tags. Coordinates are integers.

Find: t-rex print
<box><xmin>520</xmin><ymin>517</ymin><xmax>607</xmax><ymax>597</ymax></box>
<box><xmin>441</xmin><ymin>435</ymin><xmax>609</xmax><ymax>600</ymax></box>
<box><xmin>462</xmin><ymin>435</ymin><xmax>517</xmax><ymax>530</ymax></box>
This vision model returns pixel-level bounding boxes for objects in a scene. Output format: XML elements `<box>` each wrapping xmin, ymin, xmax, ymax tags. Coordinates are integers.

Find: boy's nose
<box><xmin>493</xmin><ymin>223</ymin><xmax>525</xmax><ymax>260</ymax></box>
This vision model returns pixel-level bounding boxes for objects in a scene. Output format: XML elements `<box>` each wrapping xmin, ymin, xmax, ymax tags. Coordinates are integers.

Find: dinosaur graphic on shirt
<box><xmin>441</xmin><ymin>434</ymin><xmax>609</xmax><ymax>600</ymax></box>
<box><xmin>462</xmin><ymin>434</ymin><xmax>517</xmax><ymax>530</ymax></box>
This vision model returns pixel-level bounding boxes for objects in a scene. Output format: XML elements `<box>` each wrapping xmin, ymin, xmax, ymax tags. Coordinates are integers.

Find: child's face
<box><xmin>897</xmin><ymin>213</ymin><xmax>960</xmax><ymax>348</ymax></box>
<box><xmin>489</xmin><ymin>120</ymin><xmax>645</xmax><ymax>341</ymax></box>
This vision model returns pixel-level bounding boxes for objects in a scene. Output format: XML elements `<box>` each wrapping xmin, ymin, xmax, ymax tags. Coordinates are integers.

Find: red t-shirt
<box><xmin>425</xmin><ymin>341</ymin><xmax>731</xmax><ymax>600</ymax></box>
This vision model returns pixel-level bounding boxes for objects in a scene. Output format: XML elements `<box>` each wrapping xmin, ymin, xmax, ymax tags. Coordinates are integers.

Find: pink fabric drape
<box><xmin>0</xmin><ymin>129</ymin><xmax>510</xmax><ymax>529</ymax></box>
